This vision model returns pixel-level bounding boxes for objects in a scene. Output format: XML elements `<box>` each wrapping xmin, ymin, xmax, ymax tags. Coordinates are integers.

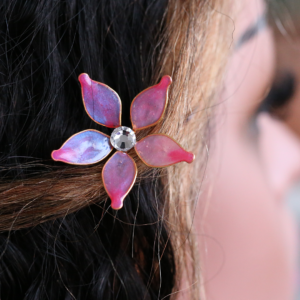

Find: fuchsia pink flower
<box><xmin>52</xmin><ymin>74</ymin><xmax>195</xmax><ymax>209</ymax></box>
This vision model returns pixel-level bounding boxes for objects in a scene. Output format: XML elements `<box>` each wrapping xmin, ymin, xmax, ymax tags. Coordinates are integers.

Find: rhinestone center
<box><xmin>110</xmin><ymin>126</ymin><xmax>136</xmax><ymax>152</ymax></box>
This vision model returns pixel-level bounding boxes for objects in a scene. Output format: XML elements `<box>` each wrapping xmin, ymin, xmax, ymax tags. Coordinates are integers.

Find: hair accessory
<box><xmin>52</xmin><ymin>74</ymin><xmax>195</xmax><ymax>210</ymax></box>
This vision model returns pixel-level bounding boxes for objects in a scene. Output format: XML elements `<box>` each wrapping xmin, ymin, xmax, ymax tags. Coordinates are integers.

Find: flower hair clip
<box><xmin>52</xmin><ymin>74</ymin><xmax>195</xmax><ymax>210</ymax></box>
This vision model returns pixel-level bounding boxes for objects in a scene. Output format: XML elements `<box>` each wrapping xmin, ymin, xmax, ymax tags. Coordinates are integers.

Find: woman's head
<box><xmin>0</xmin><ymin>0</ymin><xmax>231</xmax><ymax>299</ymax></box>
<box><xmin>200</xmin><ymin>0</ymin><xmax>300</xmax><ymax>299</ymax></box>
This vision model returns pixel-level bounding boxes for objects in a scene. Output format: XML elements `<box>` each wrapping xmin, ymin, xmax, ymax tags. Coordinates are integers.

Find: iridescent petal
<box><xmin>135</xmin><ymin>134</ymin><xmax>195</xmax><ymax>167</ymax></box>
<box><xmin>102</xmin><ymin>151</ymin><xmax>137</xmax><ymax>210</ymax></box>
<box><xmin>79</xmin><ymin>73</ymin><xmax>121</xmax><ymax>128</ymax></box>
<box><xmin>130</xmin><ymin>75</ymin><xmax>172</xmax><ymax>130</ymax></box>
<box><xmin>52</xmin><ymin>130</ymin><xmax>112</xmax><ymax>165</ymax></box>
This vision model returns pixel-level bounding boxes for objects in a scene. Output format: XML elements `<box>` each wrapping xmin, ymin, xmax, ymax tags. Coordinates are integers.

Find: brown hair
<box><xmin>0</xmin><ymin>0</ymin><xmax>231</xmax><ymax>299</ymax></box>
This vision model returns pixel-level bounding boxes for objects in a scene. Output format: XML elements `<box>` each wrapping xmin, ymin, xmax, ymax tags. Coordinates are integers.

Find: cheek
<box><xmin>258</xmin><ymin>114</ymin><xmax>300</xmax><ymax>200</ymax></box>
<box><xmin>198</xmin><ymin>135</ymin><xmax>298</xmax><ymax>300</ymax></box>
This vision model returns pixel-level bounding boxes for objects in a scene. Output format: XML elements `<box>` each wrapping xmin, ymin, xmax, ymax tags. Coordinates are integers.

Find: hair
<box><xmin>0</xmin><ymin>0</ymin><xmax>230</xmax><ymax>299</ymax></box>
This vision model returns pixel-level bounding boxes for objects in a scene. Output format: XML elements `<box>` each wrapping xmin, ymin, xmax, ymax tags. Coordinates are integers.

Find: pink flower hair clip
<box><xmin>52</xmin><ymin>74</ymin><xmax>195</xmax><ymax>210</ymax></box>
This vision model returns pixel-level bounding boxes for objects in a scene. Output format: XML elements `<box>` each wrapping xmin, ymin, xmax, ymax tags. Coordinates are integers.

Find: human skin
<box><xmin>198</xmin><ymin>0</ymin><xmax>300</xmax><ymax>299</ymax></box>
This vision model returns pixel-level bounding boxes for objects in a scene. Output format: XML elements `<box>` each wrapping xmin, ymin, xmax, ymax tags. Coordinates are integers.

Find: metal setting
<box><xmin>110</xmin><ymin>126</ymin><xmax>136</xmax><ymax>152</ymax></box>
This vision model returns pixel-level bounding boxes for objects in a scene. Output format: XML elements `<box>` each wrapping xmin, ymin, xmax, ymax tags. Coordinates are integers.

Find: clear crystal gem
<box><xmin>110</xmin><ymin>126</ymin><xmax>136</xmax><ymax>152</ymax></box>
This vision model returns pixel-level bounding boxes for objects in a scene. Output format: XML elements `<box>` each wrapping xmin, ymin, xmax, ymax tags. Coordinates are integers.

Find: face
<box><xmin>198</xmin><ymin>0</ymin><xmax>300</xmax><ymax>299</ymax></box>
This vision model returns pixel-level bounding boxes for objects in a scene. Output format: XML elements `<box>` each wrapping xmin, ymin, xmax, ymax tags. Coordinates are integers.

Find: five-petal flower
<box><xmin>52</xmin><ymin>74</ymin><xmax>195</xmax><ymax>209</ymax></box>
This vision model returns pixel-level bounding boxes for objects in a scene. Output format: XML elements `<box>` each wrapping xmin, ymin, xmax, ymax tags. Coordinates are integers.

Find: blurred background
<box><xmin>271</xmin><ymin>0</ymin><xmax>300</xmax><ymax>299</ymax></box>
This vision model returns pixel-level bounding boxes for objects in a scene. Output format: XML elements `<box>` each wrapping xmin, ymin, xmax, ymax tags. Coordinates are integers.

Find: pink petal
<box><xmin>52</xmin><ymin>130</ymin><xmax>112</xmax><ymax>165</ymax></box>
<box><xmin>102</xmin><ymin>151</ymin><xmax>137</xmax><ymax>210</ymax></box>
<box><xmin>79</xmin><ymin>73</ymin><xmax>121</xmax><ymax>128</ymax></box>
<box><xmin>135</xmin><ymin>134</ymin><xmax>195</xmax><ymax>167</ymax></box>
<box><xmin>130</xmin><ymin>75</ymin><xmax>172</xmax><ymax>130</ymax></box>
